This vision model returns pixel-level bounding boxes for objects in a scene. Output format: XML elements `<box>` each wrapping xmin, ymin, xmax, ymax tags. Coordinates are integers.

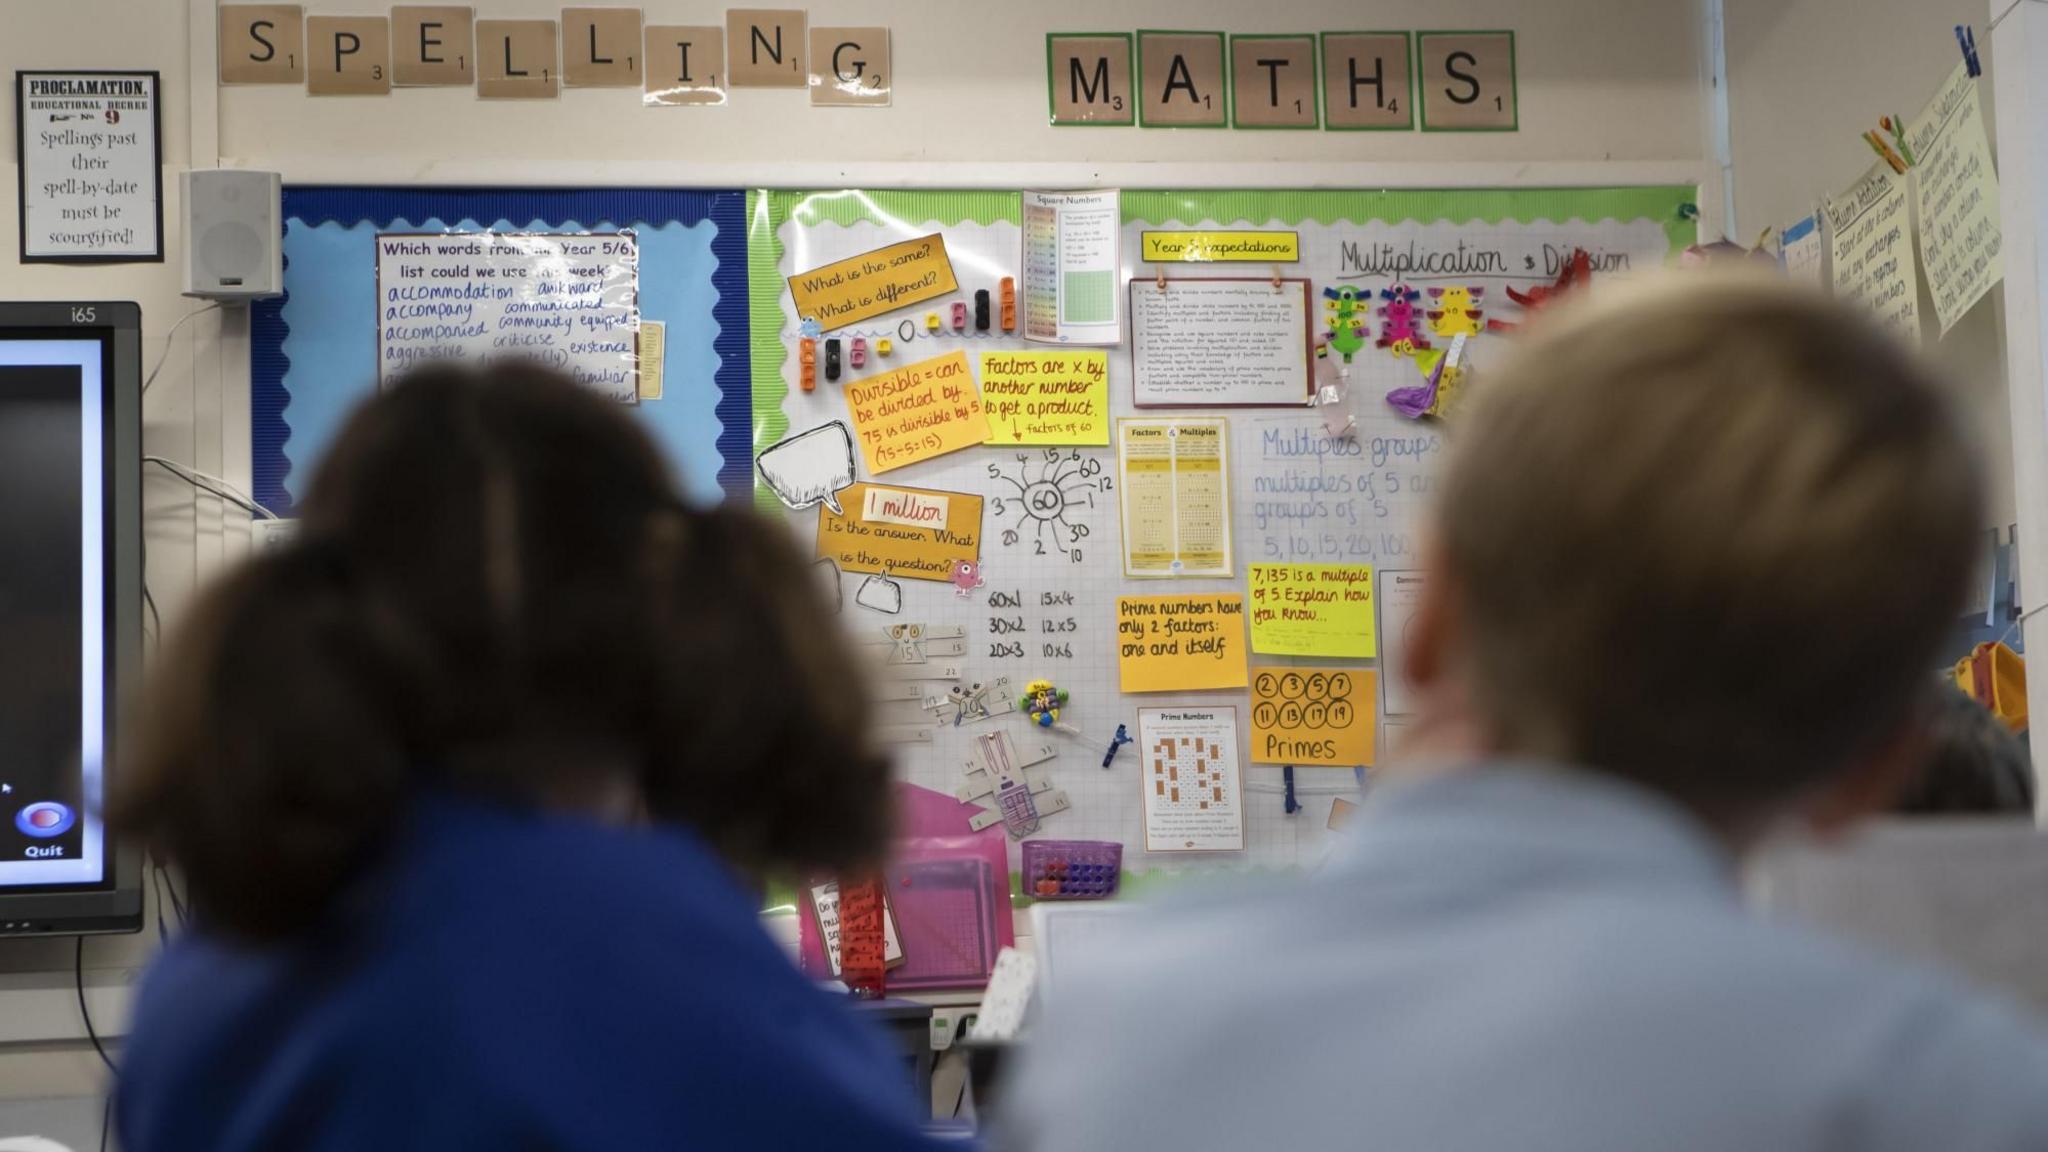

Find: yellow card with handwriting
<box><xmin>979</xmin><ymin>350</ymin><xmax>1110</xmax><ymax>445</ymax></box>
<box><xmin>1250</xmin><ymin>667</ymin><xmax>1375</xmax><ymax>766</ymax></box>
<box><xmin>845</xmin><ymin>350</ymin><xmax>991</xmax><ymax>474</ymax></box>
<box><xmin>1247</xmin><ymin>563</ymin><xmax>1376</xmax><ymax>658</ymax></box>
<box><xmin>1117</xmin><ymin>594</ymin><xmax>1249</xmax><ymax>692</ymax></box>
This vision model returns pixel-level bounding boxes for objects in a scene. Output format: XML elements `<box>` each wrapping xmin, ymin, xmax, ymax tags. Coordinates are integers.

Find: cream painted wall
<box><xmin>0</xmin><ymin>0</ymin><xmax>215</xmax><ymax>1131</ymax></box>
<box><xmin>1726</xmin><ymin>0</ymin><xmax>2015</xmax><ymax>527</ymax></box>
<box><xmin>0</xmin><ymin>0</ymin><xmax>1721</xmax><ymax>1125</ymax></box>
<box><xmin>224</xmin><ymin>0</ymin><xmax>1712</xmax><ymax>180</ymax></box>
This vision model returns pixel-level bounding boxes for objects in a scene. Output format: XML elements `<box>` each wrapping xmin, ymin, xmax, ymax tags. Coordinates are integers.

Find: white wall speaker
<box><xmin>181</xmin><ymin>169</ymin><xmax>282</xmax><ymax>301</ymax></box>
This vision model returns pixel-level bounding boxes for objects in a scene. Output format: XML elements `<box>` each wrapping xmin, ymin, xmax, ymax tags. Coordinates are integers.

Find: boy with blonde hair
<box><xmin>1008</xmin><ymin>276</ymin><xmax>2048</xmax><ymax>1152</ymax></box>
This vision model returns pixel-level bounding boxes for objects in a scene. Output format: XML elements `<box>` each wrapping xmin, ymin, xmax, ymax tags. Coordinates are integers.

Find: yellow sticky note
<box><xmin>787</xmin><ymin>233</ymin><xmax>959</xmax><ymax>333</ymax></box>
<box><xmin>1251</xmin><ymin>667</ymin><xmax>1375</xmax><ymax>766</ymax></box>
<box><xmin>817</xmin><ymin>483</ymin><xmax>983</xmax><ymax>583</ymax></box>
<box><xmin>638</xmin><ymin>320</ymin><xmax>665</xmax><ymax>400</ymax></box>
<box><xmin>1248</xmin><ymin>563</ymin><xmax>1376</xmax><ymax>658</ymax></box>
<box><xmin>1117</xmin><ymin>594</ymin><xmax>1250</xmax><ymax>692</ymax></box>
<box><xmin>845</xmin><ymin>350</ymin><xmax>991</xmax><ymax>474</ymax></box>
<box><xmin>979</xmin><ymin>351</ymin><xmax>1109</xmax><ymax>446</ymax></box>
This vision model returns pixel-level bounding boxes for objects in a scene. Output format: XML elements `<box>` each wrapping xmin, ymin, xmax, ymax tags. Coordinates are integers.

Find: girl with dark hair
<box><xmin>111</xmin><ymin>364</ymin><xmax>946</xmax><ymax>1151</ymax></box>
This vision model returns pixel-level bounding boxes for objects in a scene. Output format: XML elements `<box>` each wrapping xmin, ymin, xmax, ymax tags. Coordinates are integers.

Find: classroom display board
<box><xmin>251</xmin><ymin>187</ymin><xmax>750</xmax><ymax>513</ymax></box>
<box><xmin>752</xmin><ymin>187</ymin><xmax>1694</xmax><ymax>877</ymax></box>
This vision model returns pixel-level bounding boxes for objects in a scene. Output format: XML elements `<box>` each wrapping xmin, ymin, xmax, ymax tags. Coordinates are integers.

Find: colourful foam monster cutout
<box><xmin>1385</xmin><ymin>333</ymin><xmax>1468</xmax><ymax>423</ymax></box>
<box><xmin>1426</xmin><ymin>285</ymin><xmax>1486</xmax><ymax>339</ymax></box>
<box><xmin>1374</xmin><ymin>283</ymin><xmax>1431</xmax><ymax>358</ymax></box>
<box><xmin>1322</xmin><ymin>285</ymin><xmax>1371</xmax><ymax>363</ymax></box>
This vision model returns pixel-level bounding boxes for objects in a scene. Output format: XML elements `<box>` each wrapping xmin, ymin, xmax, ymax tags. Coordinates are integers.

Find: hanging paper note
<box><xmin>1138</xmin><ymin>707</ymin><xmax>1245</xmax><ymax>852</ymax></box>
<box><xmin>1824</xmin><ymin>162</ymin><xmax>1919</xmax><ymax>344</ymax></box>
<box><xmin>1907</xmin><ymin>60</ymin><xmax>2004</xmax><ymax>335</ymax></box>
<box><xmin>787</xmin><ymin>233</ymin><xmax>959</xmax><ymax>333</ymax></box>
<box><xmin>845</xmin><ymin>350</ymin><xmax>991</xmax><ymax>474</ymax></box>
<box><xmin>1247</xmin><ymin>563</ymin><xmax>1376</xmax><ymax>658</ymax></box>
<box><xmin>1779</xmin><ymin>215</ymin><xmax>1825</xmax><ymax>287</ymax></box>
<box><xmin>1116</xmin><ymin>594</ymin><xmax>1249</xmax><ymax>692</ymax></box>
<box><xmin>1116</xmin><ymin>417</ymin><xmax>1234</xmax><ymax>578</ymax></box>
<box><xmin>817</xmin><ymin>482</ymin><xmax>984</xmax><ymax>582</ymax></box>
<box><xmin>1250</xmin><ymin>667</ymin><xmax>1375</xmax><ymax>767</ymax></box>
<box><xmin>979</xmin><ymin>351</ymin><xmax>1110</xmax><ymax>445</ymax></box>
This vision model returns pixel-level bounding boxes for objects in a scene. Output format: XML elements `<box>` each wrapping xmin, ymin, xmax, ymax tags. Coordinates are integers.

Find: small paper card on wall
<box><xmin>1780</xmin><ymin>215</ymin><xmax>1824</xmax><ymax>287</ymax></box>
<box><xmin>1117</xmin><ymin>417</ymin><xmax>1234</xmax><ymax>577</ymax></box>
<box><xmin>1139</xmin><ymin>231</ymin><xmax>1300</xmax><ymax>263</ymax></box>
<box><xmin>1022</xmin><ymin>189</ymin><xmax>1122</xmax><ymax>345</ymax></box>
<box><xmin>1376</xmin><ymin>569</ymin><xmax>1428</xmax><ymax>717</ymax></box>
<box><xmin>16</xmin><ymin>72</ymin><xmax>163</xmax><ymax>263</ymax></box>
<box><xmin>1139</xmin><ymin>707</ymin><xmax>1245</xmax><ymax>852</ymax></box>
<box><xmin>1247</xmin><ymin>563</ymin><xmax>1376</xmax><ymax>657</ymax></box>
<box><xmin>1117</xmin><ymin>594</ymin><xmax>1249</xmax><ymax>692</ymax></box>
<box><xmin>979</xmin><ymin>351</ymin><xmax>1109</xmax><ymax>445</ymax></box>
<box><xmin>788</xmin><ymin>233</ymin><xmax>958</xmax><ymax>332</ymax></box>
<box><xmin>846</xmin><ymin>350</ymin><xmax>990</xmax><ymax>474</ymax></box>
<box><xmin>1250</xmin><ymin>667</ymin><xmax>1375</xmax><ymax>766</ymax></box>
<box><xmin>375</xmin><ymin>231</ymin><xmax>639</xmax><ymax>401</ymax></box>
<box><xmin>638</xmin><ymin>320</ymin><xmax>665</xmax><ymax>400</ymax></box>
<box><xmin>818</xmin><ymin>482</ymin><xmax>983</xmax><ymax>583</ymax></box>
<box><xmin>1130</xmin><ymin>279</ymin><xmax>1312</xmax><ymax>407</ymax></box>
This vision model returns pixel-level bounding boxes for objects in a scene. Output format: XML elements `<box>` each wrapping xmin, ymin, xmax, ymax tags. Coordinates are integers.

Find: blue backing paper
<box><xmin>251</xmin><ymin>187</ymin><xmax>749</xmax><ymax>513</ymax></box>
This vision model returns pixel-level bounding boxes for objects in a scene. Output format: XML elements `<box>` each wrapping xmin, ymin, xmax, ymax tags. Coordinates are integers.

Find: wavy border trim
<box><xmin>1121</xmin><ymin>186</ymin><xmax>1699</xmax><ymax>255</ymax></box>
<box><xmin>251</xmin><ymin>186</ymin><xmax>750</xmax><ymax>513</ymax></box>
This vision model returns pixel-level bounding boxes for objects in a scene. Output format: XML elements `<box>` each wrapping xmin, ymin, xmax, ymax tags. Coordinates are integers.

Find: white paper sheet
<box><xmin>1022</xmin><ymin>189</ymin><xmax>1122</xmax><ymax>345</ymax></box>
<box><xmin>1139</xmin><ymin>706</ymin><xmax>1245</xmax><ymax>852</ymax></box>
<box><xmin>1130</xmin><ymin>279</ymin><xmax>1312</xmax><ymax>406</ymax></box>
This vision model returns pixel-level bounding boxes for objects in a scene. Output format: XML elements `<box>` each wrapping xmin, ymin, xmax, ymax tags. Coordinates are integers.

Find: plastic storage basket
<box><xmin>1021</xmin><ymin>840</ymin><xmax>1122</xmax><ymax>900</ymax></box>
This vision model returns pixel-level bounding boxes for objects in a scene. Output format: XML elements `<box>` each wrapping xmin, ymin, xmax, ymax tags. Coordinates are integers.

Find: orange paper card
<box><xmin>1250</xmin><ymin>667</ymin><xmax>1375</xmax><ymax>766</ymax></box>
<box><xmin>788</xmin><ymin>233</ymin><xmax>957</xmax><ymax>332</ymax></box>
<box><xmin>845</xmin><ymin>350</ymin><xmax>990</xmax><ymax>474</ymax></box>
<box><xmin>817</xmin><ymin>482</ymin><xmax>983</xmax><ymax>582</ymax></box>
<box><xmin>1116</xmin><ymin>594</ymin><xmax>1249</xmax><ymax>692</ymax></box>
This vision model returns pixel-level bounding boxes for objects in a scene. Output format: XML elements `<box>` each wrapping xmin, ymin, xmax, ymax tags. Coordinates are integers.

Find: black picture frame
<box><xmin>15</xmin><ymin>70</ymin><xmax>165</xmax><ymax>265</ymax></box>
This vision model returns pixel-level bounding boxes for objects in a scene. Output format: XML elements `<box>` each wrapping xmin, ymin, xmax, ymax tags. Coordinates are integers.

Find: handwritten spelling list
<box><xmin>846</xmin><ymin>350</ymin><xmax>991</xmax><ymax>474</ymax></box>
<box><xmin>376</xmin><ymin>232</ymin><xmax>641</xmax><ymax>401</ymax></box>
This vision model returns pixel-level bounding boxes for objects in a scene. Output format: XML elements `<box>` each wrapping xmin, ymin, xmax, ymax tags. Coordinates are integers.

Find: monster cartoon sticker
<box><xmin>1425</xmin><ymin>286</ymin><xmax>1486</xmax><ymax>339</ymax></box>
<box><xmin>1321</xmin><ymin>285</ymin><xmax>1372</xmax><ymax>364</ymax></box>
<box><xmin>1374</xmin><ymin>283</ymin><xmax>1432</xmax><ymax>359</ymax></box>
